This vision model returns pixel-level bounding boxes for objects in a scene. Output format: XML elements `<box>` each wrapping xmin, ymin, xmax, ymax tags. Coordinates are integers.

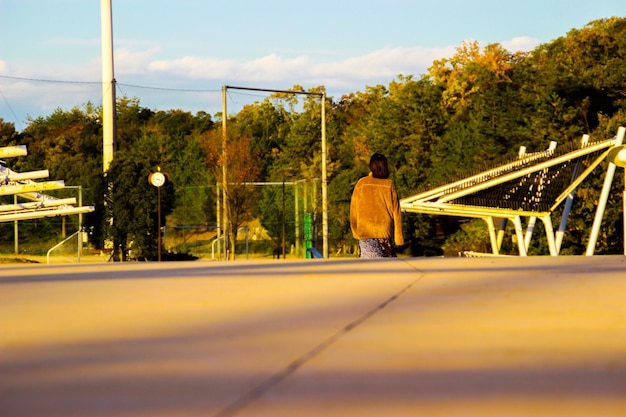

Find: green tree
<box><xmin>144</xmin><ymin>109</ymin><xmax>215</xmax><ymax>228</ymax></box>
<box><xmin>229</xmin><ymin>99</ymin><xmax>284</xmax><ymax>178</ymax></box>
<box><xmin>7</xmin><ymin>106</ymin><xmax>105</xmax><ymax>246</ymax></box>
<box><xmin>105</xmin><ymin>145</ymin><xmax>175</xmax><ymax>261</ymax></box>
<box><xmin>257</xmin><ymin>184</ymin><xmax>295</xmax><ymax>256</ymax></box>
<box><xmin>0</xmin><ymin>118</ymin><xmax>20</xmax><ymax>147</ymax></box>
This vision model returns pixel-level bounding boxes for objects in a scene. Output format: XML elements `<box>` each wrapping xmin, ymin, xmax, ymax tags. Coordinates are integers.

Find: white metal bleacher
<box><xmin>0</xmin><ymin>145</ymin><xmax>94</xmax><ymax>223</ymax></box>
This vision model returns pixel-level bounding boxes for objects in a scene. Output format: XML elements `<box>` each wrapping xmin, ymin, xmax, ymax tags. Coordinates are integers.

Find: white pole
<box><xmin>586</xmin><ymin>127</ymin><xmax>625</xmax><ymax>255</ymax></box>
<box><xmin>540</xmin><ymin>215</ymin><xmax>558</xmax><ymax>256</ymax></box>
<box><xmin>513</xmin><ymin>216</ymin><xmax>527</xmax><ymax>256</ymax></box>
<box><xmin>321</xmin><ymin>92</ymin><xmax>328</xmax><ymax>258</ymax></box>
<box><xmin>222</xmin><ymin>86</ymin><xmax>229</xmax><ymax>260</ymax></box>
<box><xmin>524</xmin><ymin>216</ymin><xmax>536</xmax><ymax>252</ymax></box>
<box><xmin>496</xmin><ymin>218</ymin><xmax>507</xmax><ymax>250</ymax></box>
<box><xmin>216</xmin><ymin>184</ymin><xmax>221</xmax><ymax>259</ymax></box>
<box><xmin>13</xmin><ymin>195</ymin><xmax>18</xmax><ymax>254</ymax></box>
<box><xmin>101</xmin><ymin>0</ymin><xmax>116</xmax><ymax>172</ymax></box>
<box><xmin>78</xmin><ymin>185</ymin><xmax>82</xmax><ymax>262</ymax></box>
<box><xmin>484</xmin><ymin>216</ymin><xmax>499</xmax><ymax>255</ymax></box>
<box><xmin>295</xmin><ymin>183</ymin><xmax>300</xmax><ymax>257</ymax></box>
<box><xmin>623</xmin><ymin>186</ymin><xmax>626</xmax><ymax>256</ymax></box>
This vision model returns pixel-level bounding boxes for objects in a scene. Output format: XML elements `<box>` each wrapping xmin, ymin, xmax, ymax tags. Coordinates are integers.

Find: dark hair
<box><xmin>369</xmin><ymin>153</ymin><xmax>389</xmax><ymax>179</ymax></box>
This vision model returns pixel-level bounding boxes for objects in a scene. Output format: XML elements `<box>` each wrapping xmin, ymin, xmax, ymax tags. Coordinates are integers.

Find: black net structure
<box><xmin>403</xmin><ymin>137</ymin><xmax>616</xmax><ymax>216</ymax></box>
<box><xmin>400</xmin><ymin>131</ymin><xmax>624</xmax><ymax>256</ymax></box>
<box><xmin>447</xmin><ymin>140</ymin><xmax>608</xmax><ymax>212</ymax></box>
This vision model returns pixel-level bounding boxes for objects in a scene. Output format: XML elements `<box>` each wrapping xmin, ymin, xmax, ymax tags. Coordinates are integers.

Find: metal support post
<box><xmin>586</xmin><ymin>127</ymin><xmax>625</xmax><ymax>255</ymax></box>
<box><xmin>513</xmin><ymin>216</ymin><xmax>527</xmax><ymax>256</ymax></box>
<box><xmin>484</xmin><ymin>216</ymin><xmax>499</xmax><ymax>255</ymax></box>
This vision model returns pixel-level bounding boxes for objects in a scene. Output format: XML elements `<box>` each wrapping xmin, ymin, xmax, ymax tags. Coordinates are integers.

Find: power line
<box><xmin>0</xmin><ymin>90</ymin><xmax>23</xmax><ymax>130</ymax></box>
<box><xmin>0</xmin><ymin>75</ymin><xmax>222</xmax><ymax>93</ymax></box>
<box><xmin>117</xmin><ymin>82</ymin><xmax>220</xmax><ymax>93</ymax></box>
<box><xmin>0</xmin><ymin>74</ymin><xmax>100</xmax><ymax>85</ymax></box>
<box><xmin>225</xmin><ymin>85</ymin><xmax>323</xmax><ymax>96</ymax></box>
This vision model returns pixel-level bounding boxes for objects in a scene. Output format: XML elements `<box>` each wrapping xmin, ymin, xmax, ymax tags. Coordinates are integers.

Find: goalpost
<box><xmin>221</xmin><ymin>85</ymin><xmax>328</xmax><ymax>259</ymax></box>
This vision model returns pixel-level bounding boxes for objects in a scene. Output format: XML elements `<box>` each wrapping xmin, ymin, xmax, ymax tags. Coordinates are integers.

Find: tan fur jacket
<box><xmin>350</xmin><ymin>174</ymin><xmax>404</xmax><ymax>246</ymax></box>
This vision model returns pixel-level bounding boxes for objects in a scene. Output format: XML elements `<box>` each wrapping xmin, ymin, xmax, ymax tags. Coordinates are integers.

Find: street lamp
<box><xmin>149</xmin><ymin>169</ymin><xmax>167</xmax><ymax>261</ymax></box>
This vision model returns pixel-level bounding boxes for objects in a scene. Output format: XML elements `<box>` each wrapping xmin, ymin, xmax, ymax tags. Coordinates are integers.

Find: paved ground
<box><xmin>1</xmin><ymin>256</ymin><xmax>625</xmax><ymax>417</ymax></box>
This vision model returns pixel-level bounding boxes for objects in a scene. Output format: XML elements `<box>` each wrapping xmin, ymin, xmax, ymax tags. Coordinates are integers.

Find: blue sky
<box><xmin>1</xmin><ymin>0</ymin><xmax>624</xmax><ymax>130</ymax></box>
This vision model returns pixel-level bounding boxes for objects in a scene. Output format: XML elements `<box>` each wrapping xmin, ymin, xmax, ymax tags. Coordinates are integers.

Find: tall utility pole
<box><xmin>101</xmin><ymin>0</ymin><xmax>116</xmax><ymax>172</ymax></box>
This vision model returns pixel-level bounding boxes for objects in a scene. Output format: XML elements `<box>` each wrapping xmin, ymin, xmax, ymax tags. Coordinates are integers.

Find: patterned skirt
<box><xmin>358</xmin><ymin>238</ymin><xmax>396</xmax><ymax>258</ymax></box>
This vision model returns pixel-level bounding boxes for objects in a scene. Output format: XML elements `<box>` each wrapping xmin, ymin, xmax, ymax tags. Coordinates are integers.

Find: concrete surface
<box><xmin>1</xmin><ymin>256</ymin><xmax>625</xmax><ymax>417</ymax></box>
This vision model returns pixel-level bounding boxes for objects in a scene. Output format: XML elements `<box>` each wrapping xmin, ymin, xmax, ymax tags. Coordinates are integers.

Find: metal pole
<box><xmin>555</xmin><ymin>192</ymin><xmax>574</xmax><ymax>253</ymax></box>
<box><xmin>524</xmin><ymin>216</ymin><xmax>536</xmax><ymax>252</ymax></box>
<box><xmin>496</xmin><ymin>218</ymin><xmax>507</xmax><ymax>251</ymax></box>
<box><xmin>100</xmin><ymin>0</ymin><xmax>116</xmax><ymax>172</ymax></box>
<box><xmin>78</xmin><ymin>186</ymin><xmax>82</xmax><ymax>262</ymax></box>
<box><xmin>540</xmin><ymin>215</ymin><xmax>558</xmax><ymax>256</ymax></box>
<box><xmin>303</xmin><ymin>180</ymin><xmax>308</xmax><ymax>257</ymax></box>
<box><xmin>222</xmin><ymin>85</ymin><xmax>229</xmax><ymax>260</ymax></box>
<box><xmin>13</xmin><ymin>195</ymin><xmax>18</xmax><ymax>254</ymax></box>
<box><xmin>157</xmin><ymin>186</ymin><xmax>162</xmax><ymax>261</ymax></box>
<box><xmin>513</xmin><ymin>216</ymin><xmax>527</xmax><ymax>256</ymax></box>
<box><xmin>556</xmin><ymin>134</ymin><xmax>589</xmax><ymax>253</ymax></box>
<box><xmin>313</xmin><ymin>179</ymin><xmax>317</xmax><ymax>248</ymax></box>
<box><xmin>282</xmin><ymin>178</ymin><xmax>286</xmax><ymax>259</ymax></box>
<box><xmin>484</xmin><ymin>216</ymin><xmax>499</xmax><ymax>255</ymax></box>
<box><xmin>294</xmin><ymin>182</ymin><xmax>300</xmax><ymax>257</ymax></box>
<box><xmin>216</xmin><ymin>183</ymin><xmax>221</xmax><ymax>259</ymax></box>
<box><xmin>586</xmin><ymin>127</ymin><xmax>625</xmax><ymax>255</ymax></box>
<box><xmin>321</xmin><ymin>92</ymin><xmax>328</xmax><ymax>258</ymax></box>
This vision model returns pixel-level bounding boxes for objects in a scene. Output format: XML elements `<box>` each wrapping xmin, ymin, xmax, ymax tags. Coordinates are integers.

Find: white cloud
<box><xmin>116</xmin><ymin>47</ymin><xmax>162</xmax><ymax>76</ymax></box>
<box><xmin>0</xmin><ymin>37</ymin><xmax>542</xmax><ymax>126</ymax></box>
<box><xmin>149</xmin><ymin>56</ymin><xmax>241</xmax><ymax>79</ymax></box>
<box><xmin>317</xmin><ymin>45</ymin><xmax>457</xmax><ymax>82</ymax></box>
<box><xmin>143</xmin><ymin>45</ymin><xmax>458</xmax><ymax>91</ymax></box>
<box><xmin>240</xmin><ymin>54</ymin><xmax>312</xmax><ymax>82</ymax></box>
<box><xmin>0</xmin><ymin>76</ymin><xmax>101</xmax><ymax>126</ymax></box>
<box><xmin>148</xmin><ymin>54</ymin><xmax>313</xmax><ymax>83</ymax></box>
<box><xmin>501</xmin><ymin>36</ymin><xmax>541</xmax><ymax>52</ymax></box>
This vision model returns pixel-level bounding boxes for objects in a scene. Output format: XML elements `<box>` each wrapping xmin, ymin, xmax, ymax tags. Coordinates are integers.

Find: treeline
<box><xmin>1</xmin><ymin>17</ymin><xmax>626</xmax><ymax>258</ymax></box>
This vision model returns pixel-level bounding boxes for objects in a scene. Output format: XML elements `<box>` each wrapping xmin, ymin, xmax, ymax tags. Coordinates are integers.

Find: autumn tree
<box><xmin>201</xmin><ymin>127</ymin><xmax>262</xmax><ymax>259</ymax></box>
<box><xmin>227</xmin><ymin>99</ymin><xmax>284</xmax><ymax>178</ymax></box>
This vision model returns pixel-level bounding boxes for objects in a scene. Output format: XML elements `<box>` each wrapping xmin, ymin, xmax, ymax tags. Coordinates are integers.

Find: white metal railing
<box><xmin>47</xmin><ymin>230</ymin><xmax>82</xmax><ymax>264</ymax></box>
<box><xmin>211</xmin><ymin>235</ymin><xmax>224</xmax><ymax>260</ymax></box>
<box><xmin>210</xmin><ymin>227</ymin><xmax>249</xmax><ymax>260</ymax></box>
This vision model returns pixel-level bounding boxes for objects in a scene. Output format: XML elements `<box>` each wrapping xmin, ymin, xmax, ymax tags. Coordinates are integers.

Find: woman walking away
<box><xmin>350</xmin><ymin>153</ymin><xmax>404</xmax><ymax>258</ymax></box>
